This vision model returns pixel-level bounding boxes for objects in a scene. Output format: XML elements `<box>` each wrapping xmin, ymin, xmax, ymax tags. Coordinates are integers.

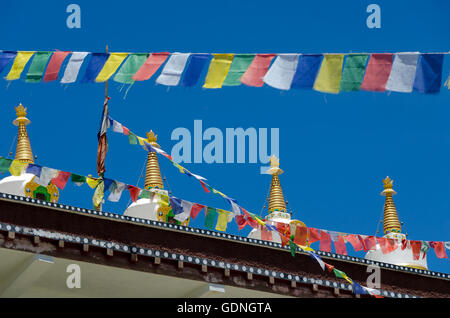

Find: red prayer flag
<box><xmin>401</xmin><ymin>239</ymin><xmax>408</xmax><ymax>250</ymax></box>
<box><xmin>431</xmin><ymin>241</ymin><xmax>447</xmax><ymax>259</ymax></box>
<box><xmin>132</xmin><ymin>52</ymin><xmax>170</xmax><ymax>81</ymax></box>
<box><xmin>325</xmin><ymin>263</ymin><xmax>334</xmax><ymax>272</ymax></box>
<box><xmin>128</xmin><ymin>185</ymin><xmax>140</xmax><ymax>202</ymax></box>
<box><xmin>51</xmin><ymin>171</ymin><xmax>71</xmax><ymax>190</ymax></box>
<box><xmin>43</xmin><ymin>51</ymin><xmax>71</xmax><ymax>82</ymax></box>
<box><xmin>360</xmin><ymin>53</ymin><xmax>394</xmax><ymax>92</ymax></box>
<box><xmin>308</xmin><ymin>227</ymin><xmax>321</xmax><ymax>244</ymax></box>
<box><xmin>199</xmin><ymin>180</ymin><xmax>210</xmax><ymax>193</ymax></box>
<box><xmin>410</xmin><ymin>240</ymin><xmax>422</xmax><ymax>260</ymax></box>
<box><xmin>190</xmin><ymin>203</ymin><xmax>204</xmax><ymax>219</ymax></box>
<box><xmin>279</xmin><ymin>232</ymin><xmax>289</xmax><ymax>247</ymax></box>
<box><xmin>122</xmin><ymin>126</ymin><xmax>130</xmax><ymax>136</ymax></box>
<box><xmin>294</xmin><ymin>225</ymin><xmax>308</xmax><ymax>246</ymax></box>
<box><xmin>334</xmin><ymin>236</ymin><xmax>347</xmax><ymax>255</ymax></box>
<box><xmin>241</xmin><ymin>54</ymin><xmax>276</xmax><ymax>87</ymax></box>
<box><xmin>344</xmin><ymin>234</ymin><xmax>363</xmax><ymax>252</ymax></box>
<box><xmin>319</xmin><ymin>230</ymin><xmax>332</xmax><ymax>252</ymax></box>
<box><xmin>261</xmin><ymin>225</ymin><xmax>273</xmax><ymax>241</ymax></box>
<box><xmin>276</xmin><ymin>222</ymin><xmax>291</xmax><ymax>238</ymax></box>
<box><xmin>377</xmin><ymin>237</ymin><xmax>396</xmax><ymax>254</ymax></box>
<box><xmin>363</xmin><ymin>236</ymin><xmax>377</xmax><ymax>251</ymax></box>
<box><xmin>235</xmin><ymin>215</ymin><xmax>248</xmax><ymax>230</ymax></box>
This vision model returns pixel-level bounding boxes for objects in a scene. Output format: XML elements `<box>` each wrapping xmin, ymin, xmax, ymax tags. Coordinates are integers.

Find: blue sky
<box><xmin>0</xmin><ymin>0</ymin><xmax>449</xmax><ymax>273</ymax></box>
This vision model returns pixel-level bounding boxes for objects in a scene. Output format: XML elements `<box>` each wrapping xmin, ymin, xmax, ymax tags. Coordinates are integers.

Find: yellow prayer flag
<box><xmin>6</xmin><ymin>52</ymin><xmax>35</xmax><ymax>80</ymax></box>
<box><xmin>137</xmin><ymin>136</ymin><xmax>146</xmax><ymax>146</ymax></box>
<box><xmin>92</xmin><ymin>180</ymin><xmax>104</xmax><ymax>208</ymax></box>
<box><xmin>86</xmin><ymin>177</ymin><xmax>100</xmax><ymax>189</ymax></box>
<box><xmin>8</xmin><ymin>160</ymin><xmax>28</xmax><ymax>176</ymax></box>
<box><xmin>254</xmin><ymin>216</ymin><xmax>266</xmax><ymax>227</ymax></box>
<box><xmin>297</xmin><ymin>244</ymin><xmax>315</xmax><ymax>252</ymax></box>
<box><xmin>313</xmin><ymin>54</ymin><xmax>345</xmax><ymax>94</ymax></box>
<box><xmin>95</xmin><ymin>53</ymin><xmax>129</xmax><ymax>82</ymax></box>
<box><xmin>203</xmin><ymin>54</ymin><xmax>234</xmax><ymax>89</ymax></box>
<box><xmin>215</xmin><ymin>210</ymin><xmax>231</xmax><ymax>232</ymax></box>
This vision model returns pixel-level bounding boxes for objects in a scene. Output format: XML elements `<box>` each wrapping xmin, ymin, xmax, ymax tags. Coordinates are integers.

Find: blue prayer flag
<box><xmin>0</xmin><ymin>51</ymin><xmax>17</xmax><ymax>74</ymax></box>
<box><xmin>169</xmin><ymin>196</ymin><xmax>184</xmax><ymax>215</ymax></box>
<box><xmin>352</xmin><ymin>282</ymin><xmax>368</xmax><ymax>295</ymax></box>
<box><xmin>26</xmin><ymin>164</ymin><xmax>42</xmax><ymax>177</ymax></box>
<box><xmin>413</xmin><ymin>54</ymin><xmax>444</xmax><ymax>94</ymax></box>
<box><xmin>81</xmin><ymin>53</ymin><xmax>109</xmax><ymax>83</ymax></box>
<box><xmin>182</xmin><ymin>54</ymin><xmax>210</xmax><ymax>87</ymax></box>
<box><xmin>291</xmin><ymin>54</ymin><xmax>323</xmax><ymax>89</ymax></box>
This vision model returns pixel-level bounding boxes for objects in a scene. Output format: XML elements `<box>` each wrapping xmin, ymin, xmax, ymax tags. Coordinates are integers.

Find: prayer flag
<box><xmin>289</xmin><ymin>237</ymin><xmax>296</xmax><ymax>257</ymax></box>
<box><xmin>113</xmin><ymin>53</ymin><xmax>148</xmax><ymax>84</ymax></box>
<box><xmin>190</xmin><ymin>203</ymin><xmax>204</xmax><ymax>219</ymax></box>
<box><xmin>333</xmin><ymin>235</ymin><xmax>347</xmax><ymax>255</ymax></box>
<box><xmin>261</xmin><ymin>224</ymin><xmax>273</xmax><ymax>241</ymax></box>
<box><xmin>0</xmin><ymin>51</ymin><xmax>17</xmax><ymax>74</ymax></box>
<box><xmin>226</xmin><ymin>197</ymin><xmax>241</xmax><ymax>216</ymax></box>
<box><xmin>204</xmin><ymin>207</ymin><xmax>218</xmax><ymax>230</ymax></box>
<box><xmin>174</xmin><ymin>200</ymin><xmax>193</xmax><ymax>222</ymax></box>
<box><xmin>339</xmin><ymin>54</ymin><xmax>369</xmax><ymax>91</ymax></box>
<box><xmin>86</xmin><ymin>177</ymin><xmax>100</xmax><ymax>189</ymax></box>
<box><xmin>410</xmin><ymin>240</ymin><xmax>422</xmax><ymax>260</ymax></box>
<box><xmin>43</xmin><ymin>51</ymin><xmax>71</xmax><ymax>82</ymax></box>
<box><xmin>291</xmin><ymin>54</ymin><xmax>323</xmax><ymax>89</ymax></box>
<box><xmin>236</xmin><ymin>215</ymin><xmax>248</xmax><ymax>230</ymax></box>
<box><xmin>319</xmin><ymin>230</ymin><xmax>332</xmax><ymax>252</ymax></box>
<box><xmin>169</xmin><ymin>196</ymin><xmax>184</xmax><ymax>216</ymax></box>
<box><xmin>344</xmin><ymin>234</ymin><xmax>363</xmax><ymax>252</ymax></box>
<box><xmin>93</xmin><ymin>179</ymin><xmax>104</xmax><ymax>209</ymax></box>
<box><xmin>6</xmin><ymin>51</ymin><xmax>35</xmax><ymax>80</ymax></box>
<box><xmin>81</xmin><ymin>53</ymin><xmax>109</xmax><ymax>83</ymax></box>
<box><xmin>70</xmin><ymin>173</ymin><xmax>86</xmax><ymax>186</ymax></box>
<box><xmin>308</xmin><ymin>252</ymin><xmax>326</xmax><ymax>271</ymax></box>
<box><xmin>377</xmin><ymin>237</ymin><xmax>397</xmax><ymax>254</ymax></box>
<box><xmin>8</xmin><ymin>160</ymin><xmax>28</xmax><ymax>176</ymax></box>
<box><xmin>363</xmin><ymin>236</ymin><xmax>377</xmax><ymax>252</ymax></box>
<box><xmin>51</xmin><ymin>171</ymin><xmax>71</xmax><ymax>190</ymax></box>
<box><xmin>95</xmin><ymin>53</ymin><xmax>129</xmax><ymax>82</ymax></box>
<box><xmin>128</xmin><ymin>133</ymin><xmax>138</xmax><ymax>145</ymax></box>
<box><xmin>26</xmin><ymin>163</ymin><xmax>42</xmax><ymax>177</ymax></box>
<box><xmin>293</xmin><ymin>225</ymin><xmax>308</xmax><ymax>246</ymax></box>
<box><xmin>413</xmin><ymin>54</ymin><xmax>444</xmax><ymax>93</ymax></box>
<box><xmin>60</xmin><ymin>52</ymin><xmax>89</xmax><ymax>83</ymax></box>
<box><xmin>128</xmin><ymin>185</ymin><xmax>140</xmax><ymax>202</ymax></box>
<box><xmin>313</xmin><ymin>54</ymin><xmax>345</xmax><ymax>94</ymax></box>
<box><xmin>181</xmin><ymin>54</ymin><xmax>210</xmax><ymax>87</ymax></box>
<box><xmin>223</xmin><ymin>54</ymin><xmax>255</xmax><ymax>86</ymax></box>
<box><xmin>360</xmin><ymin>54</ymin><xmax>394</xmax><ymax>91</ymax></box>
<box><xmin>203</xmin><ymin>54</ymin><xmax>234</xmax><ymax>89</ymax></box>
<box><xmin>325</xmin><ymin>263</ymin><xmax>334</xmax><ymax>272</ymax></box>
<box><xmin>107</xmin><ymin>181</ymin><xmax>126</xmax><ymax>202</ymax></box>
<box><xmin>352</xmin><ymin>282</ymin><xmax>368</xmax><ymax>295</ymax></box>
<box><xmin>431</xmin><ymin>241</ymin><xmax>447</xmax><ymax>259</ymax></box>
<box><xmin>386</xmin><ymin>53</ymin><xmax>419</xmax><ymax>93</ymax></box>
<box><xmin>308</xmin><ymin>227</ymin><xmax>321</xmax><ymax>244</ymax></box>
<box><xmin>241</xmin><ymin>54</ymin><xmax>276</xmax><ymax>87</ymax></box>
<box><xmin>26</xmin><ymin>51</ymin><xmax>52</xmax><ymax>82</ymax></box>
<box><xmin>215</xmin><ymin>210</ymin><xmax>232</xmax><ymax>232</ymax></box>
<box><xmin>263</xmin><ymin>54</ymin><xmax>300</xmax><ymax>90</ymax></box>
<box><xmin>36</xmin><ymin>167</ymin><xmax>58</xmax><ymax>186</ymax></box>
<box><xmin>132</xmin><ymin>52</ymin><xmax>169</xmax><ymax>81</ymax></box>
<box><xmin>155</xmin><ymin>53</ymin><xmax>190</xmax><ymax>86</ymax></box>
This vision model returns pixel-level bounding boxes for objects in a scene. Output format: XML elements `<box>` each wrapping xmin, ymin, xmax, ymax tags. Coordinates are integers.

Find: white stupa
<box><xmin>365</xmin><ymin>177</ymin><xmax>428</xmax><ymax>270</ymax></box>
<box><xmin>0</xmin><ymin>104</ymin><xmax>59</xmax><ymax>203</ymax></box>
<box><xmin>123</xmin><ymin>131</ymin><xmax>189</xmax><ymax>226</ymax></box>
<box><xmin>248</xmin><ymin>155</ymin><xmax>307</xmax><ymax>244</ymax></box>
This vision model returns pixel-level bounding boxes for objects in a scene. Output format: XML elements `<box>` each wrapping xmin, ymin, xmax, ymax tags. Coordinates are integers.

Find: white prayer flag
<box><xmin>61</xmin><ymin>52</ymin><xmax>89</xmax><ymax>84</ymax></box>
<box><xmin>36</xmin><ymin>167</ymin><xmax>58</xmax><ymax>186</ymax></box>
<box><xmin>107</xmin><ymin>181</ymin><xmax>126</xmax><ymax>202</ymax></box>
<box><xmin>386</xmin><ymin>53</ymin><xmax>419</xmax><ymax>93</ymax></box>
<box><xmin>112</xmin><ymin>120</ymin><xmax>124</xmax><ymax>134</ymax></box>
<box><xmin>156</xmin><ymin>53</ymin><xmax>190</xmax><ymax>86</ymax></box>
<box><xmin>174</xmin><ymin>200</ymin><xmax>194</xmax><ymax>222</ymax></box>
<box><xmin>263</xmin><ymin>54</ymin><xmax>300</xmax><ymax>90</ymax></box>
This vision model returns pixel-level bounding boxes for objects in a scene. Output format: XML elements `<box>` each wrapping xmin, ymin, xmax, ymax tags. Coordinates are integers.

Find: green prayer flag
<box><xmin>289</xmin><ymin>239</ymin><xmax>296</xmax><ymax>257</ymax></box>
<box><xmin>223</xmin><ymin>54</ymin><xmax>255</xmax><ymax>86</ymax></box>
<box><xmin>70</xmin><ymin>173</ymin><xmax>86</xmax><ymax>184</ymax></box>
<box><xmin>128</xmin><ymin>133</ymin><xmax>138</xmax><ymax>145</ymax></box>
<box><xmin>332</xmin><ymin>268</ymin><xmax>347</xmax><ymax>279</ymax></box>
<box><xmin>339</xmin><ymin>54</ymin><xmax>369</xmax><ymax>92</ymax></box>
<box><xmin>26</xmin><ymin>52</ymin><xmax>52</xmax><ymax>83</ymax></box>
<box><xmin>138</xmin><ymin>189</ymin><xmax>151</xmax><ymax>199</ymax></box>
<box><xmin>204</xmin><ymin>207</ymin><xmax>218</xmax><ymax>230</ymax></box>
<box><xmin>113</xmin><ymin>53</ymin><xmax>149</xmax><ymax>84</ymax></box>
<box><xmin>0</xmin><ymin>157</ymin><xmax>13</xmax><ymax>174</ymax></box>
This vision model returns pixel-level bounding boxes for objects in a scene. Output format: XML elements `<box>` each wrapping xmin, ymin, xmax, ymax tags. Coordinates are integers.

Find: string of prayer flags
<box><xmin>132</xmin><ymin>52</ymin><xmax>169</xmax><ymax>81</ymax></box>
<box><xmin>241</xmin><ymin>54</ymin><xmax>276</xmax><ymax>87</ymax></box>
<box><xmin>386</xmin><ymin>53</ymin><xmax>419</xmax><ymax>93</ymax></box>
<box><xmin>81</xmin><ymin>53</ymin><xmax>109</xmax><ymax>83</ymax></box>
<box><xmin>181</xmin><ymin>54</ymin><xmax>210</xmax><ymax>87</ymax></box>
<box><xmin>313</xmin><ymin>54</ymin><xmax>345</xmax><ymax>93</ymax></box>
<box><xmin>263</xmin><ymin>54</ymin><xmax>300</xmax><ymax>90</ymax></box>
<box><xmin>339</xmin><ymin>54</ymin><xmax>369</xmax><ymax>91</ymax></box>
<box><xmin>204</xmin><ymin>207</ymin><xmax>218</xmax><ymax>230</ymax></box>
<box><xmin>0</xmin><ymin>51</ymin><xmax>17</xmax><ymax>74</ymax></box>
<box><xmin>360</xmin><ymin>53</ymin><xmax>394</xmax><ymax>91</ymax></box>
<box><xmin>60</xmin><ymin>52</ymin><xmax>89</xmax><ymax>83</ymax></box>
<box><xmin>51</xmin><ymin>171</ymin><xmax>71</xmax><ymax>190</ymax></box>
<box><xmin>291</xmin><ymin>54</ymin><xmax>323</xmax><ymax>89</ymax></box>
<box><xmin>155</xmin><ymin>53</ymin><xmax>190</xmax><ymax>86</ymax></box>
<box><xmin>6</xmin><ymin>51</ymin><xmax>35</xmax><ymax>80</ymax></box>
<box><xmin>413</xmin><ymin>54</ymin><xmax>444</xmax><ymax>93</ymax></box>
<box><xmin>43</xmin><ymin>51</ymin><xmax>70</xmax><ymax>82</ymax></box>
<box><xmin>26</xmin><ymin>51</ymin><xmax>52</xmax><ymax>83</ymax></box>
<box><xmin>95</xmin><ymin>53</ymin><xmax>128</xmax><ymax>82</ymax></box>
<box><xmin>203</xmin><ymin>54</ymin><xmax>234</xmax><ymax>89</ymax></box>
<box><xmin>8</xmin><ymin>160</ymin><xmax>28</xmax><ymax>176</ymax></box>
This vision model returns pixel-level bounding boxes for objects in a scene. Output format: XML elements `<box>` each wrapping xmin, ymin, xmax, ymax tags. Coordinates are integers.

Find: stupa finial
<box><xmin>13</xmin><ymin>103</ymin><xmax>34</xmax><ymax>164</ymax></box>
<box><xmin>267</xmin><ymin>155</ymin><xmax>287</xmax><ymax>213</ymax></box>
<box><xmin>381</xmin><ymin>176</ymin><xmax>401</xmax><ymax>234</ymax></box>
<box><xmin>144</xmin><ymin>130</ymin><xmax>163</xmax><ymax>189</ymax></box>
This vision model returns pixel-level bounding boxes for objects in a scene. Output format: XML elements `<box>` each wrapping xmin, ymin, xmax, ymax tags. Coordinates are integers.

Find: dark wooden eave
<box><xmin>0</xmin><ymin>193</ymin><xmax>448</xmax><ymax>298</ymax></box>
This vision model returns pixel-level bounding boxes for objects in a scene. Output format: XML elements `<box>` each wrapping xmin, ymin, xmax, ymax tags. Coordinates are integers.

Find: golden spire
<box><xmin>13</xmin><ymin>103</ymin><xmax>34</xmax><ymax>164</ymax></box>
<box><xmin>144</xmin><ymin>130</ymin><xmax>164</xmax><ymax>190</ymax></box>
<box><xmin>381</xmin><ymin>176</ymin><xmax>402</xmax><ymax>234</ymax></box>
<box><xmin>266</xmin><ymin>155</ymin><xmax>287</xmax><ymax>213</ymax></box>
